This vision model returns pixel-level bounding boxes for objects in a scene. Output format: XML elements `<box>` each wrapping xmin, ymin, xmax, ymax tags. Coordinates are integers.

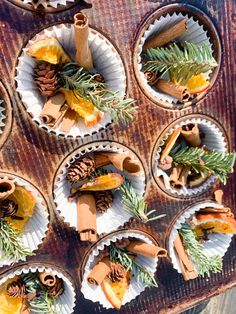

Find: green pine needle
<box><xmin>22</xmin><ymin>273</ymin><xmax>57</xmax><ymax>314</ymax></box>
<box><xmin>170</xmin><ymin>147</ymin><xmax>236</xmax><ymax>185</ymax></box>
<box><xmin>120</xmin><ymin>180</ymin><xmax>166</xmax><ymax>222</ymax></box>
<box><xmin>109</xmin><ymin>243</ymin><xmax>158</xmax><ymax>288</ymax></box>
<box><xmin>143</xmin><ymin>42</ymin><xmax>217</xmax><ymax>85</ymax></box>
<box><xmin>60</xmin><ymin>63</ymin><xmax>137</xmax><ymax>125</ymax></box>
<box><xmin>179</xmin><ymin>224</ymin><xmax>223</xmax><ymax>277</ymax></box>
<box><xmin>0</xmin><ymin>220</ymin><xmax>34</xmax><ymax>261</ymax></box>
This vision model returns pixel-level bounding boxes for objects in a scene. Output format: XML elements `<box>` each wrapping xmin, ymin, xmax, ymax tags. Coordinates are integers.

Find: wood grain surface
<box><xmin>0</xmin><ymin>0</ymin><xmax>235</xmax><ymax>313</ymax></box>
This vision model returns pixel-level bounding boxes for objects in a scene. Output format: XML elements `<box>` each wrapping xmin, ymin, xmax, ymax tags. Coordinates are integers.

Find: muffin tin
<box><xmin>0</xmin><ymin>1</ymin><xmax>235</xmax><ymax>314</ymax></box>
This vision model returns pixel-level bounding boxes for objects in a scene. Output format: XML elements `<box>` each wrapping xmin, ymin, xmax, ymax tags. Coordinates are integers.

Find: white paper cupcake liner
<box><xmin>0</xmin><ymin>175</ymin><xmax>49</xmax><ymax>267</ymax></box>
<box><xmin>137</xmin><ymin>12</ymin><xmax>212</xmax><ymax>104</ymax></box>
<box><xmin>54</xmin><ymin>143</ymin><xmax>146</xmax><ymax>235</ymax></box>
<box><xmin>0</xmin><ymin>99</ymin><xmax>6</xmax><ymax>135</ymax></box>
<box><xmin>0</xmin><ymin>265</ymin><xmax>76</xmax><ymax>314</ymax></box>
<box><xmin>169</xmin><ymin>201</ymin><xmax>233</xmax><ymax>275</ymax></box>
<box><xmin>15</xmin><ymin>23</ymin><xmax>126</xmax><ymax>138</ymax></box>
<box><xmin>21</xmin><ymin>0</ymin><xmax>74</xmax><ymax>9</ymax></box>
<box><xmin>81</xmin><ymin>230</ymin><xmax>158</xmax><ymax>309</ymax></box>
<box><xmin>155</xmin><ymin>117</ymin><xmax>227</xmax><ymax>196</ymax></box>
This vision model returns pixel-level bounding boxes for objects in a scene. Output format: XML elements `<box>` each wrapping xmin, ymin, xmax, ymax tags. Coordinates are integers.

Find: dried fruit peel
<box><xmin>0</xmin><ymin>277</ymin><xmax>23</xmax><ymax>314</ymax></box>
<box><xmin>27</xmin><ymin>37</ymin><xmax>71</xmax><ymax>64</ymax></box>
<box><xmin>6</xmin><ymin>186</ymin><xmax>36</xmax><ymax>231</ymax></box>
<box><xmin>101</xmin><ymin>271</ymin><xmax>131</xmax><ymax>309</ymax></box>
<box><xmin>61</xmin><ymin>89</ymin><xmax>102</xmax><ymax>127</ymax></box>
<box><xmin>80</xmin><ymin>173</ymin><xmax>123</xmax><ymax>191</ymax></box>
<box><xmin>186</xmin><ymin>73</ymin><xmax>211</xmax><ymax>94</ymax></box>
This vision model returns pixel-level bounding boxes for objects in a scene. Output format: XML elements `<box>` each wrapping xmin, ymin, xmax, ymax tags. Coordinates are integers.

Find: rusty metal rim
<box><xmin>13</xmin><ymin>21</ymin><xmax>129</xmax><ymax>139</ymax></box>
<box><xmin>132</xmin><ymin>3</ymin><xmax>222</xmax><ymax>111</ymax></box>
<box><xmin>6</xmin><ymin>0</ymin><xmax>80</xmax><ymax>13</ymax></box>
<box><xmin>0</xmin><ymin>81</ymin><xmax>13</xmax><ymax>149</ymax></box>
<box><xmin>79</xmin><ymin>227</ymin><xmax>160</xmax><ymax>284</ymax></box>
<box><xmin>150</xmin><ymin>113</ymin><xmax>229</xmax><ymax>200</ymax></box>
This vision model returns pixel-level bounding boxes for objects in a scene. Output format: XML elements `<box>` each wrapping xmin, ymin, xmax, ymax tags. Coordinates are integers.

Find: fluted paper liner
<box><xmin>15</xmin><ymin>23</ymin><xmax>126</xmax><ymax>138</ymax></box>
<box><xmin>21</xmin><ymin>0</ymin><xmax>75</xmax><ymax>9</ymax></box>
<box><xmin>155</xmin><ymin>117</ymin><xmax>227</xmax><ymax>196</ymax></box>
<box><xmin>0</xmin><ymin>175</ymin><xmax>49</xmax><ymax>267</ymax></box>
<box><xmin>54</xmin><ymin>143</ymin><xmax>145</xmax><ymax>234</ymax></box>
<box><xmin>81</xmin><ymin>230</ymin><xmax>158</xmax><ymax>309</ymax></box>
<box><xmin>0</xmin><ymin>265</ymin><xmax>76</xmax><ymax>314</ymax></box>
<box><xmin>169</xmin><ymin>201</ymin><xmax>233</xmax><ymax>275</ymax></box>
<box><xmin>0</xmin><ymin>99</ymin><xmax>6</xmax><ymax>135</ymax></box>
<box><xmin>137</xmin><ymin>12</ymin><xmax>212</xmax><ymax>104</ymax></box>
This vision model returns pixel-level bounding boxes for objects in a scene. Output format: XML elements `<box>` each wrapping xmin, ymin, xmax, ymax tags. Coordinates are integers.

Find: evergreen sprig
<box><xmin>170</xmin><ymin>147</ymin><xmax>236</xmax><ymax>185</ymax></box>
<box><xmin>60</xmin><ymin>63</ymin><xmax>137</xmax><ymax>125</ymax></box>
<box><xmin>0</xmin><ymin>220</ymin><xmax>34</xmax><ymax>261</ymax></box>
<box><xmin>22</xmin><ymin>273</ymin><xmax>57</xmax><ymax>314</ymax></box>
<box><xmin>144</xmin><ymin>42</ymin><xmax>217</xmax><ymax>85</ymax></box>
<box><xmin>109</xmin><ymin>243</ymin><xmax>158</xmax><ymax>288</ymax></box>
<box><xmin>179</xmin><ymin>224</ymin><xmax>223</xmax><ymax>277</ymax></box>
<box><xmin>120</xmin><ymin>180</ymin><xmax>166</xmax><ymax>222</ymax></box>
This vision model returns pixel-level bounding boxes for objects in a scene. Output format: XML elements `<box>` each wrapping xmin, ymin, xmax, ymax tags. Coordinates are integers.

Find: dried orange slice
<box><xmin>186</xmin><ymin>73</ymin><xmax>211</xmax><ymax>94</ymax></box>
<box><xmin>0</xmin><ymin>277</ymin><xmax>23</xmax><ymax>314</ymax></box>
<box><xmin>27</xmin><ymin>37</ymin><xmax>71</xmax><ymax>64</ymax></box>
<box><xmin>6</xmin><ymin>186</ymin><xmax>36</xmax><ymax>231</ymax></box>
<box><xmin>101</xmin><ymin>272</ymin><xmax>131</xmax><ymax>309</ymax></box>
<box><xmin>193</xmin><ymin>213</ymin><xmax>236</xmax><ymax>238</ymax></box>
<box><xmin>61</xmin><ymin>89</ymin><xmax>102</xmax><ymax>127</ymax></box>
<box><xmin>80</xmin><ymin>173</ymin><xmax>123</xmax><ymax>191</ymax></box>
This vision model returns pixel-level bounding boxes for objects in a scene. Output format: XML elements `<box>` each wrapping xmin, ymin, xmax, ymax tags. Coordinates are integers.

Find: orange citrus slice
<box><xmin>193</xmin><ymin>213</ymin><xmax>236</xmax><ymax>238</ymax></box>
<box><xmin>101</xmin><ymin>272</ymin><xmax>131</xmax><ymax>309</ymax></box>
<box><xmin>5</xmin><ymin>186</ymin><xmax>36</xmax><ymax>231</ymax></box>
<box><xmin>186</xmin><ymin>73</ymin><xmax>211</xmax><ymax>94</ymax></box>
<box><xmin>61</xmin><ymin>89</ymin><xmax>102</xmax><ymax>127</ymax></box>
<box><xmin>0</xmin><ymin>277</ymin><xmax>23</xmax><ymax>314</ymax></box>
<box><xmin>80</xmin><ymin>173</ymin><xmax>123</xmax><ymax>191</ymax></box>
<box><xmin>27</xmin><ymin>37</ymin><xmax>71</xmax><ymax>64</ymax></box>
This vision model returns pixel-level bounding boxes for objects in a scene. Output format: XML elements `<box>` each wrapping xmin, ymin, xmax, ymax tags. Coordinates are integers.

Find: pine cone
<box><xmin>7</xmin><ymin>279</ymin><xmax>26</xmax><ymax>297</ymax></box>
<box><xmin>47</xmin><ymin>277</ymin><xmax>64</xmax><ymax>298</ymax></box>
<box><xmin>94</xmin><ymin>73</ymin><xmax>105</xmax><ymax>83</ymax></box>
<box><xmin>67</xmin><ymin>156</ymin><xmax>96</xmax><ymax>182</ymax></box>
<box><xmin>0</xmin><ymin>199</ymin><xmax>18</xmax><ymax>219</ymax></box>
<box><xmin>34</xmin><ymin>61</ymin><xmax>60</xmax><ymax>97</ymax></box>
<box><xmin>108</xmin><ymin>262</ymin><xmax>126</xmax><ymax>282</ymax></box>
<box><xmin>95</xmin><ymin>191</ymin><xmax>113</xmax><ymax>213</ymax></box>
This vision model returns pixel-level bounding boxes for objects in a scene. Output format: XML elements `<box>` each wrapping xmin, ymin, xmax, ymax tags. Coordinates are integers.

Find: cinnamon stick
<box><xmin>39</xmin><ymin>272</ymin><xmax>57</xmax><ymax>287</ymax></box>
<box><xmin>155</xmin><ymin>79</ymin><xmax>190</xmax><ymax>102</ymax></box>
<box><xmin>77</xmin><ymin>193</ymin><xmax>97</xmax><ymax>242</ymax></box>
<box><xmin>181</xmin><ymin>124</ymin><xmax>201</xmax><ymax>147</ymax></box>
<box><xmin>126</xmin><ymin>241</ymin><xmax>167</xmax><ymax>258</ymax></box>
<box><xmin>60</xmin><ymin>108</ymin><xmax>77</xmax><ymax>133</ymax></box>
<box><xmin>40</xmin><ymin>93</ymin><xmax>66</xmax><ymax>126</ymax></box>
<box><xmin>0</xmin><ymin>179</ymin><xmax>15</xmax><ymax>200</ymax></box>
<box><xmin>169</xmin><ymin>165</ymin><xmax>190</xmax><ymax>189</ymax></box>
<box><xmin>160</xmin><ymin>128</ymin><xmax>181</xmax><ymax>162</ymax></box>
<box><xmin>143</xmin><ymin>19</ymin><xmax>188</xmax><ymax>51</ymax></box>
<box><xmin>87</xmin><ymin>257</ymin><xmax>111</xmax><ymax>285</ymax></box>
<box><xmin>174</xmin><ymin>234</ymin><xmax>198</xmax><ymax>280</ymax></box>
<box><xmin>74</xmin><ymin>12</ymin><xmax>93</xmax><ymax>69</ymax></box>
<box><xmin>94</xmin><ymin>152</ymin><xmax>142</xmax><ymax>176</ymax></box>
<box><xmin>196</xmin><ymin>207</ymin><xmax>231</xmax><ymax>214</ymax></box>
<box><xmin>214</xmin><ymin>189</ymin><xmax>223</xmax><ymax>205</ymax></box>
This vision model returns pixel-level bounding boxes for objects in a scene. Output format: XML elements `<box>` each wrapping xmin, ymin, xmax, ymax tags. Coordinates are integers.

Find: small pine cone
<box><xmin>66</xmin><ymin>156</ymin><xmax>96</xmax><ymax>182</ymax></box>
<box><xmin>144</xmin><ymin>71</ymin><xmax>159</xmax><ymax>86</ymax></box>
<box><xmin>7</xmin><ymin>279</ymin><xmax>26</xmax><ymax>297</ymax></box>
<box><xmin>0</xmin><ymin>199</ymin><xmax>18</xmax><ymax>218</ymax></box>
<box><xmin>108</xmin><ymin>262</ymin><xmax>126</xmax><ymax>282</ymax></box>
<box><xmin>34</xmin><ymin>61</ymin><xmax>60</xmax><ymax>97</ymax></box>
<box><xmin>95</xmin><ymin>190</ymin><xmax>113</xmax><ymax>213</ymax></box>
<box><xmin>94</xmin><ymin>73</ymin><xmax>105</xmax><ymax>83</ymax></box>
<box><xmin>47</xmin><ymin>277</ymin><xmax>64</xmax><ymax>298</ymax></box>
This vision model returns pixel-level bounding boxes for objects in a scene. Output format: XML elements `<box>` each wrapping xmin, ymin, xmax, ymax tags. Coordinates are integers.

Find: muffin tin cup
<box><xmin>0</xmin><ymin>81</ymin><xmax>12</xmax><ymax>149</ymax></box>
<box><xmin>133</xmin><ymin>4</ymin><xmax>221</xmax><ymax>110</ymax></box>
<box><xmin>0</xmin><ymin>174</ymin><xmax>49</xmax><ymax>267</ymax></box>
<box><xmin>168</xmin><ymin>201</ymin><xmax>233</xmax><ymax>275</ymax></box>
<box><xmin>15</xmin><ymin>23</ymin><xmax>127</xmax><ymax>138</ymax></box>
<box><xmin>53</xmin><ymin>141</ymin><xmax>146</xmax><ymax>235</ymax></box>
<box><xmin>153</xmin><ymin>114</ymin><xmax>227</xmax><ymax>198</ymax></box>
<box><xmin>0</xmin><ymin>264</ymin><xmax>76</xmax><ymax>314</ymax></box>
<box><xmin>81</xmin><ymin>229</ymin><xmax>159</xmax><ymax>309</ymax></box>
